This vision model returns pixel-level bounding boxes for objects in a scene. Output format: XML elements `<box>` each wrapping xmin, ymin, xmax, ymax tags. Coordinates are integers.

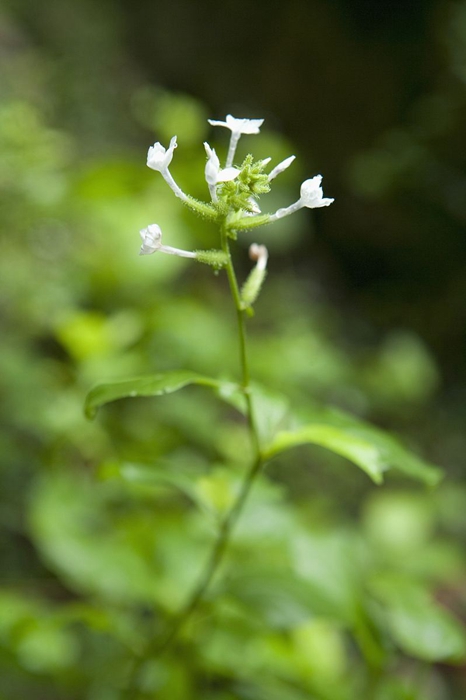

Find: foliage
<box><xmin>1</xmin><ymin>5</ymin><xmax>466</xmax><ymax>700</ymax></box>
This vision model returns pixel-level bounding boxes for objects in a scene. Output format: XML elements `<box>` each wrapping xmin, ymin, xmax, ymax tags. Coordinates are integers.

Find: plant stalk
<box><xmin>125</xmin><ymin>222</ymin><xmax>263</xmax><ymax>696</ymax></box>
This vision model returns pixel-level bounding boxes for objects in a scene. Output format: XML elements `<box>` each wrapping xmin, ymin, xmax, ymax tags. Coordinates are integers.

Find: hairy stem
<box><xmin>147</xmin><ymin>454</ymin><xmax>262</xmax><ymax>659</ymax></box>
<box><xmin>125</xmin><ymin>222</ymin><xmax>262</xmax><ymax>696</ymax></box>
<box><xmin>221</xmin><ymin>225</ymin><xmax>261</xmax><ymax>454</ymax></box>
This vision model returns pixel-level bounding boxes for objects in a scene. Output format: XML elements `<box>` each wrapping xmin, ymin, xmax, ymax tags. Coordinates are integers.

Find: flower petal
<box><xmin>207</xmin><ymin>119</ymin><xmax>228</xmax><ymax>128</ymax></box>
<box><xmin>147</xmin><ymin>136</ymin><xmax>177</xmax><ymax>172</ymax></box>
<box><xmin>300</xmin><ymin>175</ymin><xmax>334</xmax><ymax>208</ymax></box>
<box><xmin>139</xmin><ymin>224</ymin><xmax>162</xmax><ymax>255</ymax></box>
<box><xmin>209</xmin><ymin>115</ymin><xmax>264</xmax><ymax>135</ymax></box>
<box><xmin>204</xmin><ymin>142</ymin><xmax>221</xmax><ymax>185</ymax></box>
<box><xmin>225</xmin><ymin>115</ymin><xmax>264</xmax><ymax>134</ymax></box>
<box><xmin>217</xmin><ymin>166</ymin><xmax>241</xmax><ymax>182</ymax></box>
<box><xmin>269</xmin><ymin>155</ymin><xmax>296</xmax><ymax>181</ymax></box>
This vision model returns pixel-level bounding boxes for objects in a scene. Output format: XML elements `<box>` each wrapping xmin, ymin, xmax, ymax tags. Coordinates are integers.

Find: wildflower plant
<box><xmin>85</xmin><ymin>114</ymin><xmax>444</xmax><ymax>694</ymax></box>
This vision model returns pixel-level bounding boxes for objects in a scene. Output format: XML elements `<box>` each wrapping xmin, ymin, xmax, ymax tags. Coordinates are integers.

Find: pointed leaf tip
<box><xmin>260</xmin><ymin>407</ymin><xmax>442</xmax><ymax>486</ymax></box>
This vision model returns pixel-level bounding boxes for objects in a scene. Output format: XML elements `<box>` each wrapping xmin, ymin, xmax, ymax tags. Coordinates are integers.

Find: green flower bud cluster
<box><xmin>218</xmin><ymin>155</ymin><xmax>270</xmax><ymax>214</ymax></box>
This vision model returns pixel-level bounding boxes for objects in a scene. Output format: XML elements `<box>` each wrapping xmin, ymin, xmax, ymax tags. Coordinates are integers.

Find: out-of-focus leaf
<box><xmin>195</xmin><ymin>468</ymin><xmax>240</xmax><ymax>516</ymax></box>
<box><xmin>200</xmin><ymin>617</ymin><xmax>321</xmax><ymax>699</ymax></box>
<box><xmin>132</xmin><ymin>87</ymin><xmax>209</xmax><ymax>146</ymax></box>
<box><xmin>222</xmin><ymin>570</ymin><xmax>321</xmax><ymax>630</ymax></box>
<box><xmin>84</xmin><ymin>370</ymin><xmax>239</xmax><ymax>419</ymax></box>
<box><xmin>29</xmin><ymin>474</ymin><xmax>160</xmax><ymax>603</ymax></box>
<box><xmin>56</xmin><ymin>309</ymin><xmax>143</xmax><ymax>361</ymax></box>
<box><xmin>363</xmin><ymin>331</ymin><xmax>439</xmax><ymax>407</ymax></box>
<box><xmin>373</xmin><ymin>676</ymin><xmax>430</xmax><ymax>700</ymax></box>
<box><xmin>370</xmin><ymin>577</ymin><xmax>466</xmax><ymax>663</ymax></box>
<box><xmin>15</xmin><ymin>621</ymin><xmax>79</xmax><ymax>673</ymax></box>
<box><xmin>291</xmin><ymin>619</ymin><xmax>347</xmax><ymax>683</ymax></box>
<box><xmin>291</xmin><ymin>531</ymin><xmax>364</xmax><ymax>624</ymax></box>
<box><xmin>0</xmin><ymin>592</ymin><xmax>32</xmax><ymax>634</ymax></box>
<box><xmin>0</xmin><ymin>592</ymin><xmax>80</xmax><ymax>672</ymax></box>
<box><xmin>136</xmin><ymin>657</ymin><xmax>192</xmax><ymax>698</ymax></box>
<box><xmin>250</xmin><ymin>384</ymin><xmax>294</xmax><ymax>446</ymax></box>
<box><xmin>389</xmin><ymin>601</ymin><xmax>466</xmax><ymax>663</ymax></box>
<box><xmin>262</xmin><ymin>407</ymin><xmax>442</xmax><ymax>486</ymax></box>
<box><xmin>103</xmin><ymin>460</ymin><xmax>210</xmax><ymax>514</ymax></box>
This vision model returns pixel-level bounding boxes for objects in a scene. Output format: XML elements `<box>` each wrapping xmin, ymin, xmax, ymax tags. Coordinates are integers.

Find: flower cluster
<box><xmin>140</xmin><ymin>114</ymin><xmax>334</xmax><ymax>268</ymax></box>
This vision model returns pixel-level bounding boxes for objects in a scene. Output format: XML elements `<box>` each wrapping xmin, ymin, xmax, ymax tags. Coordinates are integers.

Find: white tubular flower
<box><xmin>208</xmin><ymin>114</ymin><xmax>264</xmax><ymax>136</ymax></box>
<box><xmin>139</xmin><ymin>224</ymin><xmax>196</xmax><ymax>258</ymax></box>
<box><xmin>146</xmin><ymin>136</ymin><xmax>189</xmax><ymax>203</ymax></box>
<box><xmin>299</xmin><ymin>175</ymin><xmax>334</xmax><ymax>208</ymax></box>
<box><xmin>269</xmin><ymin>174</ymin><xmax>334</xmax><ymax>221</ymax></box>
<box><xmin>249</xmin><ymin>243</ymin><xmax>268</xmax><ymax>271</ymax></box>
<box><xmin>204</xmin><ymin>142</ymin><xmax>240</xmax><ymax>201</ymax></box>
<box><xmin>208</xmin><ymin>114</ymin><xmax>264</xmax><ymax>168</ymax></box>
<box><xmin>147</xmin><ymin>136</ymin><xmax>177</xmax><ymax>172</ymax></box>
<box><xmin>268</xmin><ymin>155</ymin><xmax>296</xmax><ymax>181</ymax></box>
<box><xmin>139</xmin><ymin>224</ymin><xmax>163</xmax><ymax>255</ymax></box>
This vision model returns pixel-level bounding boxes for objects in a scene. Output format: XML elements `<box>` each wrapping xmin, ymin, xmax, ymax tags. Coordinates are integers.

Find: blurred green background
<box><xmin>1</xmin><ymin>0</ymin><xmax>466</xmax><ymax>698</ymax></box>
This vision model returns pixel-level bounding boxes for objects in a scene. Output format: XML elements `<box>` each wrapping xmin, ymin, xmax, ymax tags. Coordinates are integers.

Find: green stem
<box><xmin>220</xmin><ymin>224</ymin><xmax>261</xmax><ymax>454</ymax></box>
<box><xmin>148</xmin><ymin>455</ymin><xmax>262</xmax><ymax>658</ymax></box>
<box><xmin>125</xmin><ymin>222</ymin><xmax>263</xmax><ymax>696</ymax></box>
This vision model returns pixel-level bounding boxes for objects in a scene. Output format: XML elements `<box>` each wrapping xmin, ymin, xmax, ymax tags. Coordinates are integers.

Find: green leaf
<box><xmin>389</xmin><ymin>599</ymin><xmax>466</xmax><ymax>663</ymax></box>
<box><xmin>264</xmin><ymin>423</ymin><xmax>385</xmax><ymax>484</ymax></box>
<box><xmin>262</xmin><ymin>407</ymin><xmax>442</xmax><ymax>486</ymax></box>
<box><xmin>222</xmin><ymin>569</ymin><xmax>336</xmax><ymax>630</ymax></box>
<box><xmin>103</xmin><ymin>460</ymin><xmax>209</xmax><ymax>514</ymax></box>
<box><xmin>370</xmin><ymin>577</ymin><xmax>466</xmax><ymax>663</ymax></box>
<box><xmin>291</xmin><ymin>531</ymin><xmax>363</xmax><ymax>624</ymax></box>
<box><xmin>84</xmin><ymin>370</ymin><xmax>239</xmax><ymax>419</ymax></box>
<box><xmin>16</xmin><ymin>622</ymin><xmax>79</xmax><ymax>672</ymax></box>
<box><xmin>29</xmin><ymin>473</ymin><xmax>160</xmax><ymax>603</ymax></box>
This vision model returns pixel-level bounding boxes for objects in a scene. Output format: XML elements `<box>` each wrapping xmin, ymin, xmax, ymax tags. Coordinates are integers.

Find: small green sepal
<box><xmin>228</xmin><ymin>214</ymin><xmax>271</xmax><ymax>234</ymax></box>
<box><xmin>184</xmin><ymin>195</ymin><xmax>218</xmax><ymax>221</ymax></box>
<box><xmin>195</xmin><ymin>249</ymin><xmax>229</xmax><ymax>270</ymax></box>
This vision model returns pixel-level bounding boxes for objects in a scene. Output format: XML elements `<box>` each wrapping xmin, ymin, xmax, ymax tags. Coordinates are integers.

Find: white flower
<box><xmin>269</xmin><ymin>174</ymin><xmax>334</xmax><ymax>222</ymax></box>
<box><xmin>204</xmin><ymin>142</ymin><xmax>240</xmax><ymax>202</ymax></box>
<box><xmin>204</xmin><ymin>142</ymin><xmax>240</xmax><ymax>185</ymax></box>
<box><xmin>139</xmin><ymin>224</ymin><xmax>196</xmax><ymax>258</ymax></box>
<box><xmin>208</xmin><ymin>115</ymin><xmax>264</xmax><ymax>168</ymax></box>
<box><xmin>146</xmin><ymin>136</ymin><xmax>190</xmax><ymax>203</ymax></box>
<box><xmin>139</xmin><ymin>224</ymin><xmax>163</xmax><ymax>255</ymax></box>
<box><xmin>299</xmin><ymin>175</ymin><xmax>334</xmax><ymax>208</ymax></box>
<box><xmin>208</xmin><ymin>115</ymin><xmax>264</xmax><ymax>136</ymax></box>
<box><xmin>147</xmin><ymin>136</ymin><xmax>177</xmax><ymax>172</ymax></box>
<box><xmin>268</xmin><ymin>155</ymin><xmax>296</xmax><ymax>181</ymax></box>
